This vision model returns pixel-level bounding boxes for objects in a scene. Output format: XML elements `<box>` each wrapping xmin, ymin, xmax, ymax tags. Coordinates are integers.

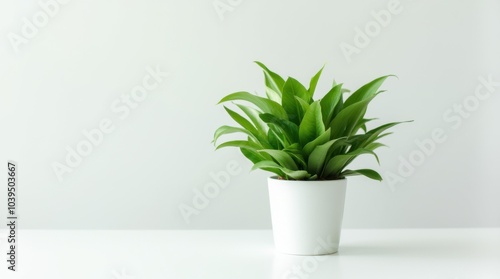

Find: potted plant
<box><xmin>213</xmin><ymin>62</ymin><xmax>408</xmax><ymax>255</ymax></box>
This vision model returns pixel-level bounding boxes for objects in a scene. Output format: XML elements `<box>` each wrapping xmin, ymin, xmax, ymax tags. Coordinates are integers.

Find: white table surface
<box><xmin>0</xmin><ymin>229</ymin><xmax>499</xmax><ymax>279</ymax></box>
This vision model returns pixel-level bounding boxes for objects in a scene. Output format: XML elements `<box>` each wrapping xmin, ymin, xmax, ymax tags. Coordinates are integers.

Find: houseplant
<box><xmin>213</xmin><ymin>62</ymin><xmax>408</xmax><ymax>255</ymax></box>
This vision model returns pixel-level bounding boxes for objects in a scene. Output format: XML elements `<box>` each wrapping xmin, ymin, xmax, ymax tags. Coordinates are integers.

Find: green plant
<box><xmin>213</xmin><ymin>62</ymin><xmax>409</xmax><ymax>181</ymax></box>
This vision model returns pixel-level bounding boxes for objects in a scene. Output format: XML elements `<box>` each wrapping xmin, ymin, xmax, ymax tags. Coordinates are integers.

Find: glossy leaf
<box><xmin>323</xmin><ymin>148</ymin><xmax>378</xmax><ymax>178</ymax></box>
<box><xmin>299</xmin><ymin>101</ymin><xmax>325</xmax><ymax>146</ymax></box>
<box><xmin>219</xmin><ymin>91</ymin><xmax>287</xmax><ymax>119</ymax></box>
<box><xmin>258</xmin><ymin>149</ymin><xmax>298</xmax><ymax>170</ymax></box>
<box><xmin>303</xmin><ymin>128</ymin><xmax>331</xmax><ymax>156</ymax></box>
<box><xmin>344</xmin><ymin>75</ymin><xmax>393</xmax><ymax>107</ymax></box>
<box><xmin>342</xmin><ymin>169</ymin><xmax>382</xmax><ymax>181</ymax></box>
<box><xmin>255</xmin><ymin>61</ymin><xmax>285</xmax><ymax>96</ymax></box>
<box><xmin>308</xmin><ymin>65</ymin><xmax>324</xmax><ymax>100</ymax></box>
<box><xmin>260</xmin><ymin>113</ymin><xmax>299</xmax><ymax>143</ymax></box>
<box><xmin>213</xmin><ymin>125</ymin><xmax>255</xmax><ymax>145</ymax></box>
<box><xmin>320</xmin><ymin>84</ymin><xmax>343</xmax><ymax>127</ymax></box>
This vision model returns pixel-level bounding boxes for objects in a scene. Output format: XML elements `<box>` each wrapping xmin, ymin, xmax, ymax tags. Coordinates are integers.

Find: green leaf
<box><xmin>342</xmin><ymin>169</ymin><xmax>382</xmax><ymax>181</ymax></box>
<box><xmin>258</xmin><ymin>149</ymin><xmax>298</xmax><ymax>170</ymax></box>
<box><xmin>251</xmin><ymin>160</ymin><xmax>281</xmax><ymax>171</ymax></box>
<box><xmin>307</xmin><ymin>138</ymin><xmax>342</xmax><ymax>175</ymax></box>
<box><xmin>260</xmin><ymin>113</ymin><xmax>299</xmax><ymax>143</ymax></box>
<box><xmin>251</xmin><ymin>160</ymin><xmax>286</xmax><ymax>178</ymax></box>
<box><xmin>236</xmin><ymin>104</ymin><xmax>267</xmax><ymax>136</ymax></box>
<box><xmin>267</xmin><ymin>124</ymin><xmax>286</xmax><ymax>149</ymax></box>
<box><xmin>216</xmin><ymin>140</ymin><xmax>262</xmax><ymax>150</ymax></box>
<box><xmin>213</xmin><ymin>125</ymin><xmax>255</xmax><ymax>145</ymax></box>
<box><xmin>299</xmin><ymin>101</ymin><xmax>325</xmax><ymax>147</ymax></box>
<box><xmin>255</xmin><ymin>61</ymin><xmax>285</xmax><ymax>96</ymax></box>
<box><xmin>283</xmin><ymin>146</ymin><xmax>307</xmax><ymax>169</ymax></box>
<box><xmin>240</xmin><ymin>147</ymin><xmax>268</xmax><ymax>164</ymax></box>
<box><xmin>365</xmin><ymin>142</ymin><xmax>386</xmax><ymax>151</ymax></box>
<box><xmin>218</xmin><ymin>91</ymin><xmax>288</xmax><ymax>119</ymax></box>
<box><xmin>283</xmin><ymin>77</ymin><xmax>310</xmax><ymax>101</ymax></box>
<box><xmin>303</xmin><ymin>128</ymin><xmax>331</xmax><ymax>156</ymax></box>
<box><xmin>265</xmin><ymin>87</ymin><xmax>281</xmax><ymax>103</ymax></box>
<box><xmin>320</xmin><ymin>84</ymin><xmax>343</xmax><ymax>127</ymax></box>
<box><xmin>295</xmin><ymin>96</ymin><xmax>310</xmax><ymax>115</ymax></box>
<box><xmin>322</xmin><ymin>148</ymin><xmax>378</xmax><ymax>178</ymax></box>
<box><xmin>308</xmin><ymin>65</ymin><xmax>325</xmax><ymax>99</ymax></box>
<box><xmin>354</xmin><ymin>118</ymin><xmax>377</xmax><ymax>133</ymax></box>
<box><xmin>344</xmin><ymin>75</ymin><xmax>393</xmax><ymax>107</ymax></box>
<box><xmin>352</xmin><ymin>121</ymin><xmax>411</xmax><ymax>149</ymax></box>
<box><xmin>330</xmin><ymin>96</ymin><xmax>375</xmax><ymax>139</ymax></box>
<box><xmin>282</xmin><ymin>169</ymin><xmax>311</xmax><ymax>180</ymax></box>
<box><xmin>282</xmin><ymin>78</ymin><xmax>311</xmax><ymax>124</ymax></box>
<box><xmin>224</xmin><ymin>106</ymin><xmax>258</xmax><ymax>136</ymax></box>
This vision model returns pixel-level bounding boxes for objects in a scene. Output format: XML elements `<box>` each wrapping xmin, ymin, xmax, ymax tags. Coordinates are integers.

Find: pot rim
<box><xmin>268</xmin><ymin>176</ymin><xmax>346</xmax><ymax>182</ymax></box>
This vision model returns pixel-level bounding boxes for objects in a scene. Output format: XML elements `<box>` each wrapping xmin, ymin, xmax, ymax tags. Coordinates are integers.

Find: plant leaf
<box><xmin>216</xmin><ymin>140</ymin><xmax>262</xmax><ymax>150</ymax></box>
<box><xmin>307</xmin><ymin>138</ymin><xmax>342</xmax><ymax>175</ymax></box>
<box><xmin>283</xmin><ymin>77</ymin><xmax>310</xmax><ymax>101</ymax></box>
<box><xmin>236</xmin><ymin>104</ymin><xmax>268</xmax><ymax>135</ymax></box>
<box><xmin>260</xmin><ymin>113</ymin><xmax>299</xmax><ymax>143</ymax></box>
<box><xmin>295</xmin><ymin>96</ymin><xmax>310</xmax><ymax>116</ymax></box>
<box><xmin>240</xmin><ymin>147</ymin><xmax>268</xmax><ymax>164</ymax></box>
<box><xmin>251</xmin><ymin>160</ymin><xmax>286</xmax><ymax>178</ymax></box>
<box><xmin>342</xmin><ymin>169</ymin><xmax>382</xmax><ymax>181</ymax></box>
<box><xmin>282</xmin><ymin>78</ymin><xmax>310</xmax><ymax>124</ymax></box>
<box><xmin>330</xmin><ymin>96</ymin><xmax>375</xmax><ymax>139</ymax></box>
<box><xmin>299</xmin><ymin>101</ymin><xmax>325</xmax><ymax>147</ymax></box>
<box><xmin>344</xmin><ymin>75</ymin><xmax>393</xmax><ymax>107</ymax></box>
<box><xmin>303</xmin><ymin>128</ymin><xmax>331</xmax><ymax>156</ymax></box>
<box><xmin>282</xmin><ymin>169</ymin><xmax>311</xmax><ymax>180</ymax></box>
<box><xmin>320</xmin><ymin>83</ymin><xmax>343</xmax><ymax>127</ymax></box>
<box><xmin>219</xmin><ymin>91</ymin><xmax>288</xmax><ymax>119</ymax></box>
<box><xmin>352</xmin><ymin>121</ymin><xmax>411</xmax><ymax>149</ymax></box>
<box><xmin>365</xmin><ymin>142</ymin><xmax>386</xmax><ymax>151</ymax></box>
<box><xmin>258</xmin><ymin>149</ymin><xmax>298</xmax><ymax>170</ymax></box>
<box><xmin>265</xmin><ymin>87</ymin><xmax>281</xmax><ymax>103</ymax></box>
<box><xmin>213</xmin><ymin>125</ymin><xmax>255</xmax><ymax>145</ymax></box>
<box><xmin>322</xmin><ymin>148</ymin><xmax>378</xmax><ymax>178</ymax></box>
<box><xmin>224</xmin><ymin>106</ymin><xmax>258</xmax><ymax>136</ymax></box>
<box><xmin>255</xmin><ymin>61</ymin><xmax>285</xmax><ymax>96</ymax></box>
<box><xmin>308</xmin><ymin>65</ymin><xmax>324</xmax><ymax>100</ymax></box>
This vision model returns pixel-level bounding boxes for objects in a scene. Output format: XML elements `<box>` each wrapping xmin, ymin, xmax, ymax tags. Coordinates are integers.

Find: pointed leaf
<box><xmin>344</xmin><ymin>75</ymin><xmax>393</xmax><ymax>107</ymax></box>
<box><xmin>224</xmin><ymin>106</ymin><xmax>258</xmax><ymax>135</ymax></box>
<box><xmin>308</xmin><ymin>65</ymin><xmax>324</xmax><ymax>99</ymax></box>
<box><xmin>236</xmin><ymin>104</ymin><xmax>267</xmax><ymax>135</ymax></box>
<box><xmin>251</xmin><ymin>160</ymin><xmax>286</xmax><ymax>178</ymax></box>
<box><xmin>240</xmin><ymin>147</ymin><xmax>268</xmax><ymax>164</ymax></box>
<box><xmin>219</xmin><ymin>91</ymin><xmax>287</xmax><ymax>119</ymax></box>
<box><xmin>307</xmin><ymin>138</ymin><xmax>342</xmax><ymax>175</ymax></box>
<box><xmin>299</xmin><ymin>101</ymin><xmax>325</xmax><ymax>146</ymax></box>
<box><xmin>255</xmin><ymin>61</ymin><xmax>285</xmax><ymax>95</ymax></box>
<box><xmin>216</xmin><ymin>140</ymin><xmax>262</xmax><ymax>150</ymax></box>
<box><xmin>320</xmin><ymin>84</ymin><xmax>343</xmax><ymax>127</ymax></box>
<box><xmin>282</xmin><ymin>169</ymin><xmax>311</xmax><ymax>180</ymax></box>
<box><xmin>283</xmin><ymin>77</ymin><xmax>310</xmax><ymax>101</ymax></box>
<box><xmin>303</xmin><ymin>128</ymin><xmax>331</xmax><ymax>155</ymax></box>
<box><xmin>342</xmin><ymin>169</ymin><xmax>382</xmax><ymax>181</ymax></box>
<box><xmin>265</xmin><ymin>87</ymin><xmax>281</xmax><ymax>103</ymax></box>
<box><xmin>330</xmin><ymin>96</ymin><xmax>375</xmax><ymax>139</ymax></box>
<box><xmin>267</xmin><ymin>124</ymin><xmax>286</xmax><ymax>149</ymax></box>
<box><xmin>213</xmin><ymin>125</ymin><xmax>255</xmax><ymax>145</ymax></box>
<box><xmin>260</xmin><ymin>113</ymin><xmax>299</xmax><ymax>143</ymax></box>
<box><xmin>323</xmin><ymin>148</ymin><xmax>378</xmax><ymax>178</ymax></box>
<box><xmin>258</xmin><ymin>149</ymin><xmax>298</xmax><ymax>170</ymax></box>
<box><xmin>282</xmin><ymin>78</ymin><xmax>310</xmax><ymax>123</ymax></box>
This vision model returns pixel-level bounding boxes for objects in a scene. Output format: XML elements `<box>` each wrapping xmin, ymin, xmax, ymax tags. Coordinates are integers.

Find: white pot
<box><xmin>268</xmin><ymin>177</ymin><xmax>347</xmax><ymax>255</ymax></box>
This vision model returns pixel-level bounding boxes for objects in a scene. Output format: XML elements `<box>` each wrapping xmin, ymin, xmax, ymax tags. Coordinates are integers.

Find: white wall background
<box><xmin>0</xmin><ymin>0</ymin><xmax>499</xmax><ymax>229</ymax></box>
